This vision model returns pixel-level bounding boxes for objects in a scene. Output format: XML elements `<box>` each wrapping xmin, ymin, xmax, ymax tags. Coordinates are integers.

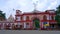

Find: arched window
<box><xmin>51</xmin><ymin>16</ymin><xmax>54</xmax><ymax>20</ymax></box>
<box><xmin>21</xmin><ymin>16</ymin><xmax>23</xmax><ymax>20</ymax></box>
<box><xmin>26</xmin><ymin>23</ymin><xmax>30</xmax><ymax>28</ymax></box>
<box><xmin>43</xmin><ymin>15</ymin><xmax>47</xmax><ymax>20</ymax></box>
<box><xmin>16</xmin><ymin>16</ymin><xmax>20</xmax><ymax>21</ymax></box>
<box><xmin>23</xmin><ymin>16</ymin><xmax>26</xmax><ymax>20</ymax></box>
<box><xmin>26</xmin><ymin>23</ymin><xmax>29</xmax><ymax>25</ymax></box>
<box><xmin>26</xmin><ymin>16</ymin><xmax>29</xmax><ymax>20</ymax></box>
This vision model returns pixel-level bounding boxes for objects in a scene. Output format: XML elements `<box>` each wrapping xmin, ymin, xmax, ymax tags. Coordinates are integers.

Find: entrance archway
<box><xmin>33</xmin><ymin>18</ymin><xmax>40</xmax><ymax>29</ymax></box>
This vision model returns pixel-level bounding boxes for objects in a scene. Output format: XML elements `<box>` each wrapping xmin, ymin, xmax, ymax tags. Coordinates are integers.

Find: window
<box><xmin>43</xmin><ymin>15</ymin><xmax>47</xmax><ymax>20</ymax></box>
<box><xmin>21</xmin><ymin>16</ymin><xmax>23</xmax><ymax>20</ymax></box>
<box><xmin>50</xmin><ymin>16</ymin><xmax>52</xmax><ymax>20</ymax></box>
<box><xmin>26</xmin><ymin>23</ymin><xmax>30</xmax><ymax>28</ymax></box>
<box><xmin>16</xmin><ymin>16</ymin><xmax>20</xmax><ymax>21</ymax></box>
<box><xmin>20</xmin><ymin>25</ymin><xmax>22</xmax><ymax>29</ymax></box>
<box><xmin>54</xmin><ymin>16</ymin><xmax>55</xmax><ymax>20</ymax></box>
<box><xmin>24</xmin><ymin>16</ymin><xmax>26</xmax><ymax>20</ymax></box>
<box><xmin>51</xmin><ymin>16</ymin><xmax>54</xmax><ymax>20</ymax></box>
<box><xmin>46</xmin><ymin>15</ymin><xmax>49</xmax><ymax>20</ymax></box>
<box><xmin>50</xmin><ymin>16</ymin><xmax>54</xmax><ymax>20</ymax></box>
<box><xmin>17</xmin><ymin>23</ymin><xmax>20</xmax><ymax>25</ymax></box>
<box><xmin>26</xmin><ymin>16</ymin><xmax>29</xmax><ymax>20</ymax></box>
<box><xmin>16</xmin><ymin>23</ymin><xmax>20</xmax><ymax>28</ymax></box>
<box><xmin>26</xmin><ymin>23</ymin><xmax>29</xmax><ymax>25</ymax></box>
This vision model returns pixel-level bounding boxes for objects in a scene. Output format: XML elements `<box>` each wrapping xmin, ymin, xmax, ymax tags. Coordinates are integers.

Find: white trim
<box><xmin>23</xmin><ymin>16</ymin><xmax>26</xmax><ymax>20</ymax></box>
<box><xmin>50</xmin><ymin>16</ymin><xmax>52</xmax><ymax>20</ymax></box>
<box><xmin>24</xmin><ymin>22</ymin><xmax>26</xmax><ymax>28</ymax></box>
<box><xmin>46</xmin><ymin>15</ymin><xmax>49</xmax><ymax>20</ymax></box>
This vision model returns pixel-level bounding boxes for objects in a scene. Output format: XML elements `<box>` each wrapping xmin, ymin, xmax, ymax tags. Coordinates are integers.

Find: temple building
<box><xmin>15</xmin><ymin>9</ymin><xmax>57</xmax><ymax>30</ymax></box>
<box><xmin>0</xmin><ymin>15</ymin><xmax>15</xmax><ymax>30</ymax></box>
<box><xmin>7</xmin><ymin>15</ymin><xmax>14</xmax><ymax>22</ymax></box>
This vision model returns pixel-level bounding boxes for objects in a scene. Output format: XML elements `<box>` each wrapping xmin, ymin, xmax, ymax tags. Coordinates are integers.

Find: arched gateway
<box><xmin>33</xmin><ymin>18</ymin><xmax>40</xmax><ymax>29</ymax></box>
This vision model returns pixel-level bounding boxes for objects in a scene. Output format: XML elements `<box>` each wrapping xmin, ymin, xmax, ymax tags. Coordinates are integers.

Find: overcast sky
<box><xmin>0</xmin><ymin>0</ymin><xmax>60</xmax><ymax>19</ymax></box>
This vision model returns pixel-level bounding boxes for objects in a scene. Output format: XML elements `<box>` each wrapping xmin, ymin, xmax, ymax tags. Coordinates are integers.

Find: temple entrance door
<box><xmin>33</xmin><ymin>18</ymin><xmax>40</xmax><ymax>29</ymax></box>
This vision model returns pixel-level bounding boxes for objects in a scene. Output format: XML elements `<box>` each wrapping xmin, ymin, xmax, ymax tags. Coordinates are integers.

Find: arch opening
<box><xmin>33</xmin><ymin>18</ymin><xmax>40</xmax><ymax>29</ymax></box>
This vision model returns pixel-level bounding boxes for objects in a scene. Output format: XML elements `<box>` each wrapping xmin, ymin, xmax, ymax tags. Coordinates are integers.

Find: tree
<box><xmin>55</xmin><ymin>5</ymin><xmax>60</xmax><ymax>27</ymax></box>
<box><xmin>0</xmin><ymin>10</ymin><xmax>6</xmax><ymax>21</ymax></box>
<box><xmin>33</xmin><ymin>18</ymin><xmax>40</xmax><ymax>28</ymax></box>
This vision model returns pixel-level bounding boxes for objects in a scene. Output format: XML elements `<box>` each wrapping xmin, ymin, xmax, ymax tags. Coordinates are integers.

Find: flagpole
<box><xmin>33</xmin><ymin>1</ymin><xmax>38</xmax><ymax>10</ymax></box>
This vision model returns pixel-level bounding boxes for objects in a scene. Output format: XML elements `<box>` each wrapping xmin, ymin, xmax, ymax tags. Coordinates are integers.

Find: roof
<box><xmin>15</xmin><ymin>10</ymin><xmax>56</xmax><ymax>15</ymax></box>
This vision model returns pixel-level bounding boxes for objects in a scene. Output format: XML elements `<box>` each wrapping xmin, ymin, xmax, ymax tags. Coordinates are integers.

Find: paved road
<box><xmin>0</xmin><ymin>30</ymin><xmax>60</xmax><ymax>34</ymax></box>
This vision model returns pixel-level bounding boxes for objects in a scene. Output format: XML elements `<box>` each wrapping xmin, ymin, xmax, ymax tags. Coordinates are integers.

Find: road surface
<box><xmin>0</xmin><ymin>30</ymin><xmax>60</xmax><ymax>34</ymax></box>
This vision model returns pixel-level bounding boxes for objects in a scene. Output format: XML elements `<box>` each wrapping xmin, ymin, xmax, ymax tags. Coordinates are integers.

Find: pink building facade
<box><xmin>15</xmin><ymin>10</ymin><xmax>57</xmax><ymax>30</ymax></box>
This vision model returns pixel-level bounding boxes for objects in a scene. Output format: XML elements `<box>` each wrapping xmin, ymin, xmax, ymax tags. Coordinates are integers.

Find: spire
<box><xmin>33</xmin><ymin>1</ymin><xmax>38</xmax><ymax>10</ymax></box>
<box><xmin>7</xmin><ymin>15</ymin><xmax>14</xmax><ymax>22</ymax></box>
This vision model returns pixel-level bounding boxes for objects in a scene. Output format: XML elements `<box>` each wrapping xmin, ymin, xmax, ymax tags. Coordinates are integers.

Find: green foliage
<box><xmin>55</xmin><ymin>5</ymin><xmax>60</xmax><ymax>24</ymax></box>
<box><xmin>33</xmin><ymin>19</ymin><xmax>40</xmax><ymax>28</ymax></box>
<box><xmin>0</xmin><ymin>10</ymin><xmax>6</xmax><ymax>20</ymax></box>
